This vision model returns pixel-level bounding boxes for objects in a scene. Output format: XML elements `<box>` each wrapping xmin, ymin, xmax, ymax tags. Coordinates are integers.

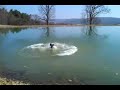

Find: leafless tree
<box><xmin>82</xmin><ymin>5</ymin><xmax>110</xmax><ymax>25</ymax></box>
<box><xmin>30</xmin><ymin>14</ymin><xmax>41</xmax><ymax>24</ymax></box>
<box><xmin>38</xmin><ymin>5</ymin><xmax>55</xmax><ymax>25</ymax></box>
<box><xmin>81</xmin><ymin>5</ymin><xmax>110</xmax><ymax>36</ymax></box>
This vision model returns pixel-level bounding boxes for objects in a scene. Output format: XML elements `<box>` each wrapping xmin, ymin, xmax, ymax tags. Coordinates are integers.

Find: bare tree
<box><xmin>82</xmin><ymin>5</ymin><xmax>110</xmax><ymax>25</ymax></box>
<box><xmin>30</xmin><ymin>14</ymin><xmax>41</xmax><ymax>25</ymax></box>
<box><xmin>81</xmin><ymin>5</ymin><xmax>110</xmax><ymax>36</ymax></box>
<box><xmin>38</xmin><ymin>5</ymin><xmax>55</xmax><ymax>25</ymax></box>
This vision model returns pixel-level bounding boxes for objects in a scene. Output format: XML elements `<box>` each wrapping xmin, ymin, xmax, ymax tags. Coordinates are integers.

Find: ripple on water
<box><xmin>19</xmin><ymin>42</ymin><xmax>78</xmax><ymax>58</ymax></box>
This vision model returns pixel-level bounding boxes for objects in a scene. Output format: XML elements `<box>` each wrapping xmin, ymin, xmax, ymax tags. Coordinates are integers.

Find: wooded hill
<box><xmin>0</xmin><ymin>7</ymin><xmax>41</xmax><ymax>25</ymax></box>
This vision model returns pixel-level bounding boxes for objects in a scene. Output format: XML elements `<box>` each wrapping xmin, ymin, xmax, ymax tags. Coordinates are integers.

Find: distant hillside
<box><xmin>51</xmin><ymin>17</ymin><xmax>120</xmax><ymax>25</ymax></box>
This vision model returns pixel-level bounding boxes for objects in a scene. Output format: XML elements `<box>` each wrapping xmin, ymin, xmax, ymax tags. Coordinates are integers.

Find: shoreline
<box><xmin>0</xmin><ymin>76</ymin><xmax>30</xmax><ymax>85</ymax></box>
<box><xmin>0</xmin><ymin>75</ymin><xmax>85</xmax><ymax>85</ymax></box>
<box><xmin>0</xmin><ymin>69</ymin><xmax>85</xmax><ymax>85</ymax></box>
<box><xmin>0</xmin><ymin>24</ymin><xmax>120</xmax><ymax>28</ymax></box>
<box><xmin>0</xmin><ymin>76</ymin><xmax>85</xmax><ymax>85</ymax></box>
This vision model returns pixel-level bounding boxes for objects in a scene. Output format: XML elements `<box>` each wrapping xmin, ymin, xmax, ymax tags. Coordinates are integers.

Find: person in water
<box><xmin>50</xmin><ymin>43</ymin><xmax>54</xmax><ymax>48</ymax></box>
<box><xmin>50</xmin><ymin>43</ymin><xmax>57</xmax><ymax>50</ymax></box>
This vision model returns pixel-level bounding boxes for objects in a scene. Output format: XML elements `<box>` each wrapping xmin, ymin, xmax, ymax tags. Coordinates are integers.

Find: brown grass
<box><xmin>0</xmin><ymin>77</ymin><xmax>30</xmax><ymax>85</ymax></box>
<box><xmin>0</xmin><ymin>24</ymin><xmax>119</xmax><ymax>29</ymax></box>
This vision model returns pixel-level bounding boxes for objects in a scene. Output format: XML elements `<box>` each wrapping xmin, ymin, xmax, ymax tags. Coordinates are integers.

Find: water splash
<box><xmin>19</xmin><ymin>42</ymin><xmax>78</xmax><ymax>57</ymax></box>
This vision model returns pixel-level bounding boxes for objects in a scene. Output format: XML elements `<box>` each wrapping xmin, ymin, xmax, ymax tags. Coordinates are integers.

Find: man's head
<box><xmin>50</xmin><ymin>43</ymin><xmax>54</xmax><ymax>48</ymax></box>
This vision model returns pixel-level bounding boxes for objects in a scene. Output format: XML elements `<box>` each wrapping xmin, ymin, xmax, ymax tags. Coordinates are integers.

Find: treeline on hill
<box><xmin>0</xmin><ymin>7</ymin><xmax>42</xmax><ymax>25</ymax></box>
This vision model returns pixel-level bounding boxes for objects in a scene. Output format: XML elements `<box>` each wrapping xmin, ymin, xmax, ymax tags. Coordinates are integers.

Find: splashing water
<box><xmin>19</xmin><ymin>42</ymin><xmax>78</xmax><ymax>57</ymax></box>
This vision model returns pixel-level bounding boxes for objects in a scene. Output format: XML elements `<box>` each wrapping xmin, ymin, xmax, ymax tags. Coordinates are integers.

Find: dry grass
<box><xmin>0</xmin><ymin>24</ymin><xmax>119</xmax><ymax>29</ymax></box>
<box><xmin>0</xmin><ymin>77</ymin><xmax>30</xmax><ymax>85</ymax></box>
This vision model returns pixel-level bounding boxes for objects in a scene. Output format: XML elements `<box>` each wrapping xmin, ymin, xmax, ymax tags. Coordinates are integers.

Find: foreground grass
<box><xmin>0</xmin><ymin>77</ymin><xmax>85</xmax><ymax>85</ymax></box>
<box><xmin>1</xmin><ymin>70</ymin><xmax>82</xmax><ymax>85</ymax></box>
<box><xmin>0</xmin><ymin>77</ymin><xmax>30</xmax><ymax>85</ymax></box>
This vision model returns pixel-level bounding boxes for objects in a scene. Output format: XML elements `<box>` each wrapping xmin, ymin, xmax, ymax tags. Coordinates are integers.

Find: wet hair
<box><xmin>50</xmin><ymin>43</ymin><xmax>54</xmax><ymax>48</ymax></box>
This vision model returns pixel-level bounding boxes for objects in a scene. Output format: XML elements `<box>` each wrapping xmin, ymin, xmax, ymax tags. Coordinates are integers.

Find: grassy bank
<box><xmin>0</xmin><ymin>76</ymin><xmax>85</xmax><ymax>85</ymax></box>
<box><xmin>0</xmin><ymin>24</ymin><xmax>120</xmax><ymax>28</ymax></box>
<box><xmin>0</xmin><ymin>76</ymin><xmax>84</xmax><ymax>85</ymax></box>
<box><xmin>0</xmin><ymin>65</ymin><xmax>85</xmax><ymax>85</ymax></box>
<box><xmin>0</xmin><ymin>77</ymin><xmax>30</xmax><ymax>85</ymax></box>
<box><xmin>0</xmin><ymin>70</ymin><xmax>30</xmax><ymax>85</ymax></box>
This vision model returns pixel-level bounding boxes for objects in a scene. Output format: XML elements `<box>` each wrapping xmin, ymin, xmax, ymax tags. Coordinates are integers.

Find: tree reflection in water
<box><xmin>42</xmin><ymin>26</ymin><xmax>55</xmax><ymax>37</ymax></box>
<box><xmin>0</xmin><ymin>28</ymin><xmax>27</xmax><ymax>35</ymax></box>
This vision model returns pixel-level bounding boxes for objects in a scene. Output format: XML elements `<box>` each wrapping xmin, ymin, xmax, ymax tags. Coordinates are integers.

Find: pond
<box><xmin>0</xmin><ymin>26</ymin><xmax>120</xmax><ymax>85</ymax></box>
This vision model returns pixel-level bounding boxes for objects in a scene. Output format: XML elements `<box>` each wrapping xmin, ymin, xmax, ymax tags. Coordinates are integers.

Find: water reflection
<box><xmin>46</xmin><ymin>27</ymin><xmax>50</xmax><ymax>37</ymax></box>
<box><xmin>82</xmin><ymin>26</ymin><xmax>98</xmax><ymax>36</ymax></box>
<box><xmin>0</xmin><ymin>28</ymin><xmax>27</xmax><ymax>35</ymax></box>
<box><xmin>42</xmin><ymin>27</ymin><xmax>54</xmax><ymax>37</ymax></box>
<box><xmin>80</xmin><ymin>26</ymin><xmax>108</xmax><ymax>44</ymax></box>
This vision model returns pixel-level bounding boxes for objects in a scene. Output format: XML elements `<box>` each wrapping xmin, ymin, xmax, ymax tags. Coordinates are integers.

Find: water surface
<box><xmin>0</xmin><ymin>26</ymin><xmax>120</xmax><ymax>84</ymax></box>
